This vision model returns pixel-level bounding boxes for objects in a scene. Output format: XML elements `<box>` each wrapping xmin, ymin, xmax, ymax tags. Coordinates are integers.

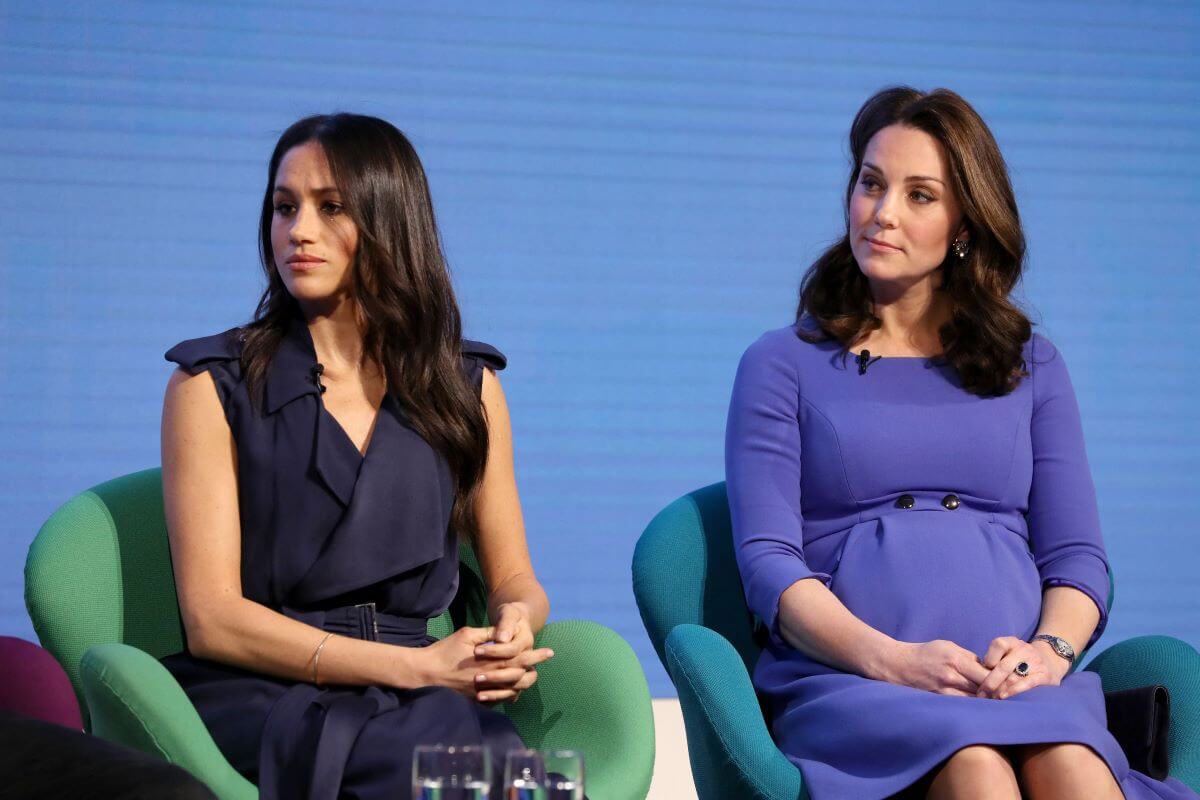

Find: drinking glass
<box><xmin>413</xmin><ymin>744</ymin><xmax>448</xmax><ymax>800</ymax></box>
<box><xmin>543</xmin><ymin>750</ymin><xmax>584</xmax><ymax>800</ymax></box>
<box><xmin>415</xmin><ymin>745</ymin><xmax>492</xmax><ymax>800</ymax></box>
<box><xmin>504</xmin><ymin>748</ymin><xmax>547</xmax><ymax>800</ymax></box>
<box><xmin>447</xmin><ymin>745</ymin><xmax>492</xmax><ymax>800</ymax></box>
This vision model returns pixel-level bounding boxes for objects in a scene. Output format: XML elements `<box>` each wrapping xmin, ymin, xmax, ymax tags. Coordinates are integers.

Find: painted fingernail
<box><xmin>475</xmin><ymin>647</ymin><xmax>487</xmax><ymax>656</ymax></box>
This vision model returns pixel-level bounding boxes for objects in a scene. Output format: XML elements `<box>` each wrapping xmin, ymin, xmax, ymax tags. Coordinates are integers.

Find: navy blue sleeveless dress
<box><xmin>160</xmin><ymin>315</ymin><xmax>525</xmax><ymax>800</ymax></box>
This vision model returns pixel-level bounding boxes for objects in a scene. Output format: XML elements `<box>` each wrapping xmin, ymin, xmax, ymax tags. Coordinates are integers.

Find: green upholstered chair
<box><xmin>632</xmin><ymin>482</ymin><xmax>1200</xmax><ymax>800</ymax></box>
<box><xmin>26</xmin><ymin>468</ymin><xmax>654</xmax><ymax>800</ymax></box>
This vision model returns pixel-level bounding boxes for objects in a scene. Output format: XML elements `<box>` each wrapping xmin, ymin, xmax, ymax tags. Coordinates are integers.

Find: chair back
<box><xmin>26</xmin><ymin>469</ymin><xmax>183</xmax><ymax>726</ymax></box>
<box><xmin>0</xmin><ymin>635</ymin><xmax>84</xmax><ymax>729</ymax></box>
<box><xmin>25</xmin><ymin>468</ymin><xmax>481</xmax><ymax>727</ymax></box>
<box><xmin>632</xmin><ymin>481</ymin><xmax>761</xmax><ymax>675</ymax></box>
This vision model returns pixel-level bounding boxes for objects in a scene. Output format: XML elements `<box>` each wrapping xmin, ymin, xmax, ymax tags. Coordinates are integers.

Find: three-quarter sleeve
<box><xmin>725</xmin><ymin>332</ymin><xmax>831</xmax><ymax>639</ymax></box>
<box><xmin>1027</xmin><ymin>335</ymin><xmax>1111</xmax><ymax>649</ymax></box>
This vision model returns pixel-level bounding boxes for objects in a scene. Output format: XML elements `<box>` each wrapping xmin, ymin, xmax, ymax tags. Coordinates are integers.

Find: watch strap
<box><xmin>1031</xmin><ymin>634</ymin><xmax>1076</xmax><ymax>664</ymax></box>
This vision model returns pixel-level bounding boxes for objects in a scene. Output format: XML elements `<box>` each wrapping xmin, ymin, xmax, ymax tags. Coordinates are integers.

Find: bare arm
<box><xmin>455</xmin><ymin>368</ymin><xmax>553</xmax><ymax>702</ymax></box>
<box><xmin>473</xmin><ymin>368</ymin><xmax>550</xmax><ymax>636</ymax></box>
<box><xmin>1032</xmin><ymin>584</ymin><xmax>1099</xmax><ymax>674</ymax></box>
<box><xmin>776</xmin><ymin>578</ymin><xmax>900</xmax><ymax>681</ymax></box>
<box><xmin>777</xmin><ymin>578</ymin><xmax>993</xmax><ymax>694</ymax></box>
<box><xmin>162</xmin><ymin>367</ymin><xmax>427</xmax><ymax>689</ymax></box>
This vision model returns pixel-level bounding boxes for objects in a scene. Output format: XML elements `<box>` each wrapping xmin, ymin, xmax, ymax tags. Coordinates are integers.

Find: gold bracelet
<box><xmin>311</xmin><ymin>633</ymin><xmax>333</xmax><ymax>686</ymax></box>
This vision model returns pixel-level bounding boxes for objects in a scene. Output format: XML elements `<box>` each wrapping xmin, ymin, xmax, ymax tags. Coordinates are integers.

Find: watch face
<box><xmin>1038</xmin><ymin>635</ymin><xmax>1074</xmax><ymax>660</ymax></box>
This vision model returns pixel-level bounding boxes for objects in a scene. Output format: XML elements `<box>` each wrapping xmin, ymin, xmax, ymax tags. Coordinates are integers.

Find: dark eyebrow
<box><xmin>862</xmin><ymin>161</ymin><xmax>945</xmax><ymax>186</ymax></box>
<box><xmin>272</xmin><ymin>184</ymin><xmax>341</xmax><ymax>195</ymax></box>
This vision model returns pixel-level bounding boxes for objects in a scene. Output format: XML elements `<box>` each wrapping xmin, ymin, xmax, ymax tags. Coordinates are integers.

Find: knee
<box><xmin>944</xmin><ymin>745</ymin><xmax>1017</xmax><ymax>782</ymax></box>
<box><xmin>1018</xmin><ymin>742</ymin><xmax>1109</xmax><ymax>781</ymax></box>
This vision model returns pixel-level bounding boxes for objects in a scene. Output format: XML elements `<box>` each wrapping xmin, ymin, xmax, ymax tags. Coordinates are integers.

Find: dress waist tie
<box><xmin>258</xmin><ymin>603</ymin><xmax>435</xmax><ymax>800</ymax></box>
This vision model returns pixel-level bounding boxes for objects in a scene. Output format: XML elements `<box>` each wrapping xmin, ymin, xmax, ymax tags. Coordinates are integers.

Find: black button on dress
<box><xmin>159</xmin><ymin>315</ymin><xmax>523</xmax><ymax>800</ymax></box>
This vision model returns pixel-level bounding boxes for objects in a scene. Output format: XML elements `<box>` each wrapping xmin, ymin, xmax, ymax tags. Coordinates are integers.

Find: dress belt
<box><xmin>281</xmin><ymin>603</ymin><xmax>432</xmax><ymax>646</ymax></box>
<box><xmin>259</xmin><ymin>603</ymin><xmax>439</xmax><ymax>799</ymax></box>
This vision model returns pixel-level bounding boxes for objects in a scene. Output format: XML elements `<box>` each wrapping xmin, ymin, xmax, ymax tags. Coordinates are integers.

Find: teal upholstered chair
<box><xmin>26</xmin><ymin>468</ymin><xmax>655</xmax><ymax>800</ymax></box>
<box><xmin>632</xmin><ymin>482</ymin><xmax>1200</xmax><ymax>799</ymax></box>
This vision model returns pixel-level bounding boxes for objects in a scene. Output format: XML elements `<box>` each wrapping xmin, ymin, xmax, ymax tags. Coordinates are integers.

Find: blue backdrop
<box><xmin>2</xmin><ymin>2</ymin><xmax>1197</xmax><ymax>697</ymax></box>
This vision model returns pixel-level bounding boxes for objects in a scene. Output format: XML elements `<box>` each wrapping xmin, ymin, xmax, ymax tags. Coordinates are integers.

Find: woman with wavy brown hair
<box><xmin>159</xmin><ymin>114</ymin><xmax>553</xmax><ymax>799</ymax></box>
<box><xmin>725</xmin><ymin>87</ymin><xmax>1197</xmax><ymax>799</ymax></box>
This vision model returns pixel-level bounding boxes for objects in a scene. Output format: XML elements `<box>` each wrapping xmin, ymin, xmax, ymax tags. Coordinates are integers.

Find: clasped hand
<box><xmin>896</xmin><ymin>636</ymin><xmax>1070</xmax><ymax>700</ymax></box>
<box><xmin>423</xmin><ymin>601</ymin><xmax>553</xmax><ymax>704</ymax></box>
<box><xmin>974</xmin><ymin>635</ymin><xmax>1071</xmax><ymax>700</ymax></box>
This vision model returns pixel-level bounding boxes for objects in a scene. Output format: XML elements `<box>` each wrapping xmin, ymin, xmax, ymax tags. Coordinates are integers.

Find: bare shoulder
<box><xmin>480</xmin><ymin>366</ymin><xmax>511</xmax><ymax>431</ymax></box>
<box><xmin>480</xmin><ymin>363</ymin><xmax>504</xmax><ymax>400</ymax></box>
<box><xmin>164</xmin><ymin>367</ymin><xmax>226</xmax><ymax>421</ymax></box>
<box><xmin>162</xmin><ymin>367</ymin><xmax>233</xmax><ymax>458</ymax></box>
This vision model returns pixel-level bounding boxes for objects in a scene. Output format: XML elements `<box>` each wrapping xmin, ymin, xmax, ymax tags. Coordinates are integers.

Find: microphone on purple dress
<box><xmin>856</xmin><ymin>349</ymin><xmax>881</xmax><ymax>375</ymax></box>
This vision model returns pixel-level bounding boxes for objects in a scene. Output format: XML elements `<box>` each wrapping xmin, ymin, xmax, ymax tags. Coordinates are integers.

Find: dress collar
<box><xmin>264</xmin><ymin>315</ymin><xmax>324</xmax><ymax>415</ymax></box>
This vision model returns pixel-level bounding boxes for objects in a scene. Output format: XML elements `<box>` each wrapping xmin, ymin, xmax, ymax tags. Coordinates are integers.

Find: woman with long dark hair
<box><xmin>159</xmin><ymin>114</ymin><xmax>552</xmax><ymax>799</ymax></box>
<box><xmin>725</xmin><ymin>87</ymin><xmax>1197</xmax><ymax>799</ymax></box>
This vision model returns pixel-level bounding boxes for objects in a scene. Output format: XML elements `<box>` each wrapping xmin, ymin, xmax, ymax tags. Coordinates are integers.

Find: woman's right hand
<box><xmin>886</xmin><ymin>640</ymin><xmax>991</xmax><ymax>696</ymax></box>
<box><xmin>414</xmin><ymin>626</ymin><xmax>554</xmax><ymax>702</ymax></box>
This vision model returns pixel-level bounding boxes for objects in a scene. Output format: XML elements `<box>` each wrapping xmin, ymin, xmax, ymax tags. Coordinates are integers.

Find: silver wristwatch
<box><xmin>1031</xmin><ymin>634</ymin><xmax>1076</xmax><ymax>665</ymax></box>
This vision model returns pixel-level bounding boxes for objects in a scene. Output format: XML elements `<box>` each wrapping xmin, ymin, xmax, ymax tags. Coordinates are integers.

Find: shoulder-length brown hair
<box><xmin>797</xmin><ymin>86</ymin><xmax>1031</xmax><ymax>396</ymax></box>
<box><xmin>241</xmin><ymin>113</ymin><xmax>488</xmax><ymax>540</ymax></box>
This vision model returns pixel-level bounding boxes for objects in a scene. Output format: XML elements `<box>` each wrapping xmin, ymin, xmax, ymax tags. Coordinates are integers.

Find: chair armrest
<box><xmin>1083</xmin><ymin>635</ymin><xmax>1200</xmax><ymax>791</ymax></box>
<box><xmin>666</xmin><ymin>624</ymin><xmax>806</xmax><ymax>800</ymax></box>
<box><xmin>81</xmin><ymin>643</ymin><xmax>257</xmax><ymax>800</ymax></box>
<box><xmin>499</xmin><ymin>620</ymin><xmax>654</xmax><ymax>800</ymax></box>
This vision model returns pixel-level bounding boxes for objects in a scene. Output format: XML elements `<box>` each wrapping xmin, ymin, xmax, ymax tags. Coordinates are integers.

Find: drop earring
<box><xmin>951</xmin><ymin>239</ymin><xmax>969</xmax><ymax>259</ymax></box>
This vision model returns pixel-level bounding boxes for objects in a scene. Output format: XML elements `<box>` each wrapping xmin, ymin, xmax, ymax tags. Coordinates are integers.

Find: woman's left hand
<box><xmin>472</xmin><ymin>602</ymin><xmax>544</xmax><ymax>703</ymax></box>
<box><xmin>476</xmin><ymin>602</ymin><xmax>536</xmax><ymax>660</ymax></box>
<box><xmin>975</xmin><ymin>636</ymin><xmax>1072</xmax><ymax>700</ymax></box>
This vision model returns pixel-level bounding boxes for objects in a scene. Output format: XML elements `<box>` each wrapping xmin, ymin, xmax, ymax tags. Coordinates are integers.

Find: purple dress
<box><xmin>159</xmin><ymin>316</ymin><xmax>524</xmax><ymax>800</ymax></box>
<box><xmin>725</xmin><ymin>321</ymin><xmax>1198</xmax><ymax>800</ymax></box>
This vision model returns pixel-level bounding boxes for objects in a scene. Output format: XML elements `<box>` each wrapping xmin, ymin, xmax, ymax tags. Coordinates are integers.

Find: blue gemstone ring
<box><xmin>1014</xmin><ymin>661</ymin><xmax>1031</xmax><ymax>677</ymax></box>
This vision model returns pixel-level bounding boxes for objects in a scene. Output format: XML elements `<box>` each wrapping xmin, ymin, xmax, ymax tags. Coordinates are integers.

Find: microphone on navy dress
<box><xmin>310</xmin><ymin>364</ymin><xmax>327</xmax><ymax>394</ymax></box>
<box><xmin>856</xmin><ymin>349</ymin><xmax>881</xmax><ymax>375</ymax></box>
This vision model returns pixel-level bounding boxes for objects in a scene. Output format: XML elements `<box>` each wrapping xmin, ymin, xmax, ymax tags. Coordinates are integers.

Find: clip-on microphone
<box><xmin>856</xmin><ymin>349</ymin><xmax>881</xmax><ymax>375</ymax></box>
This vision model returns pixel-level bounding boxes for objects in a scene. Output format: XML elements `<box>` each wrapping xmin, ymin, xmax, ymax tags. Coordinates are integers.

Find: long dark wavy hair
<box><xmin>241</xmin><ymin>113</ymin><xmax>488</xmax><ymax>540</ymax></box>
<box><xmin>798</xmin><ymin>86</ymin><xmax>1032</xmax><ymax>396</ymax></box>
